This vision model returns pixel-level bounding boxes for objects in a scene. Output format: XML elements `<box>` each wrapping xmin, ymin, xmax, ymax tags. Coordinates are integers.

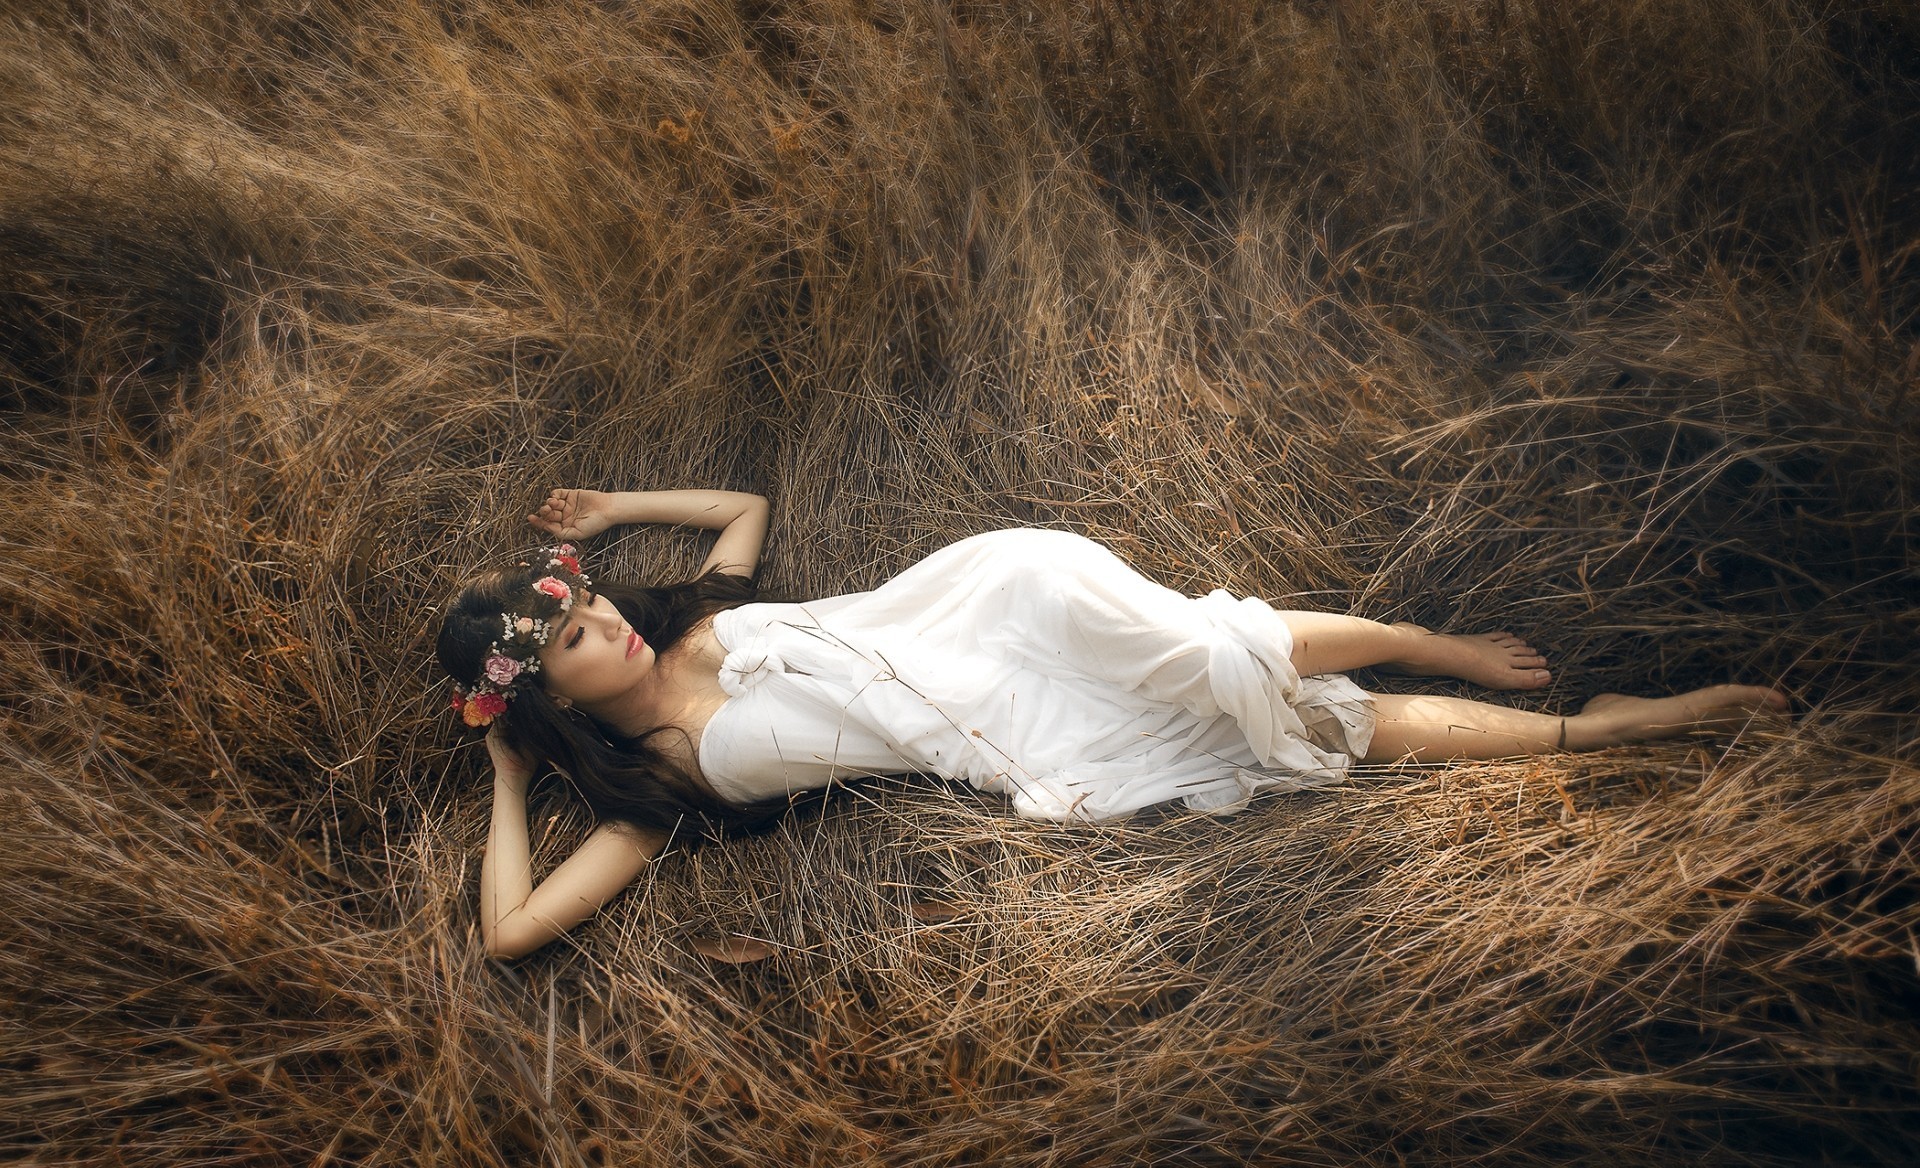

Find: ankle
<box><xmin>1561</xmin><ymin>711</ymin><xmax>1624</xmax><ymax>751</ymax></box>
<box><xmin>1384</xmin><ymin>621</ymin><xmax>1436</xmax><ymax>671</ymax></box>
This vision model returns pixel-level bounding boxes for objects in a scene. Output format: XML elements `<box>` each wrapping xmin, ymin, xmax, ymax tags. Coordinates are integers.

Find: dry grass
<box><xmin>3</xmin><ymin>0</ymin><xmax>1917</xmax><ymax>1163</ymax></box>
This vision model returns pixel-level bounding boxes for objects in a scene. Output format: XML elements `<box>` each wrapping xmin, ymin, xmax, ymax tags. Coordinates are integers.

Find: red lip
<box><xmin>626</xmin><ymin>631</ymin><xmax>643</xmax><ymax>659</ymax></box>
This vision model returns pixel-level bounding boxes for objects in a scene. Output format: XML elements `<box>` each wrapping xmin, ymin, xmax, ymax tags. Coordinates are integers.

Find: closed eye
<box><xmin>564</xmin><ymin>593</ymin><xmax>595</xmax><ymax>649</ymax></box>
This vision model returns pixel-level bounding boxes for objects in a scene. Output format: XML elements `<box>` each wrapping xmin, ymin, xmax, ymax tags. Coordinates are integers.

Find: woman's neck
<box><xmin>583</xmin><ymin>683</ymin><xmax>665</xmax><ymax>740</ymax></box>
<box><xmin>580</xmin><ymin>643</ymin><xmax>692</xmax><ymax>739</ymax></box>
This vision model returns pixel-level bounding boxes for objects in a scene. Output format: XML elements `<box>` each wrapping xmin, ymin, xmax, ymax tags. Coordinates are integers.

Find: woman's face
<box><xmin>534</xmin><ymin>589</ymin><xmax>656</xmax><ymax>707</ymax></box>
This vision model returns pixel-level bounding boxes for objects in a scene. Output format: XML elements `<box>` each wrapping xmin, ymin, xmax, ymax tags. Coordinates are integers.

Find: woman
<box><xmin>437</xmin><ymin>487</ymin><xmax>1789</xmax><ymax>958</ymax></box>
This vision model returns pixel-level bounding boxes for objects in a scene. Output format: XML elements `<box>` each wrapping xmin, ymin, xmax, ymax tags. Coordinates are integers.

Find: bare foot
<box><xmin>1379</xmin><ymin>622</ymin><xmax>1553</xmax><ymax>690</ymax></box>
<box><xmin>1577</xmin><ymin>685</ymin><xmax>1790</xmax><ymax>745</ymax></box>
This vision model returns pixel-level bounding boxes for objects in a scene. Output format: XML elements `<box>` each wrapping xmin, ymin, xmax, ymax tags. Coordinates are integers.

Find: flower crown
<box><xmin>450</xmin><ymin>544</ymin><xmax>592</xmax><ymax>727</ymax></box>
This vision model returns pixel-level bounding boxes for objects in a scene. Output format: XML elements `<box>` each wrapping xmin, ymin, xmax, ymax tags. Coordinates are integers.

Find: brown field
<box><xmin>3</xmin><ymin>1</ymin><xmax>1917</xmax><ymax>1164</ymax></box>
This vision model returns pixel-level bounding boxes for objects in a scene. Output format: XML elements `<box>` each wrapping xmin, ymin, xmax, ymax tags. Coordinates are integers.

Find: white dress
<box><xmin>696</xmin><ymin>528</ymin><xmax>1375</xmax><ymax>821</ymax></box>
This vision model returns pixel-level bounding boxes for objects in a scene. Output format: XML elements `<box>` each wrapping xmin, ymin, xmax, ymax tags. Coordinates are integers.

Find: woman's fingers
<box><xmin>527</xmin><ymin>489</ymin><xmax>578</xmax><ymax>535</ymax></box>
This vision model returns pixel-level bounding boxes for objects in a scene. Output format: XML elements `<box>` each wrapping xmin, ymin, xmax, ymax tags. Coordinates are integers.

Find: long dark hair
<box><xmin>435</xmin><ymin>563</ymin><xmax>794</xmax><ymax>839</ymax></box>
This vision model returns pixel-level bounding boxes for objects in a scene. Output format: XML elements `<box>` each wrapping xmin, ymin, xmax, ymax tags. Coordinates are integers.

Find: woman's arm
<box><xmin>480</xmin><ymin>729</ymin><xmax>667</xmax><ymax>959</ymax></box>
<box><xmin>529</xmin><ymin>488</ymin><xmax>770</xmax><ymax>578</ymax></box>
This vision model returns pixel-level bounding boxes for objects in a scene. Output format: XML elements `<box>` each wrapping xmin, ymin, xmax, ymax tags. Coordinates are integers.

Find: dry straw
<box><xmin>3</xmin><ymin>0</ymin><xmax>1916</xmax><ymax>1164</ymax></box>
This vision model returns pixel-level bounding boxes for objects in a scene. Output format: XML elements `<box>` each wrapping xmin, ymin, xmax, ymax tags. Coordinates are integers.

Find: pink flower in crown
<box><xmin>513</xmin><ymin>617</ymin><xmax>536</xmax><ymax>637</ymax></box>
<box><xmin>484</xmin><ymin>654</ymin><xmax>523</xmax><ymax>686</ymax></box>
<box><xmin>534</xmin><ymin>576</ymin><xmax>571</xmax><ymax>604</ymax></box>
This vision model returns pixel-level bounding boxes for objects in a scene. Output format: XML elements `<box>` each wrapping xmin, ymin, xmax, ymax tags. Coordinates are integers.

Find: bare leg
<box><xmin>1363</xmin><ymin>693</ymin><xmax>1571</xmax><ymax>762</ymax></box>
<box><xmin>1362</xmin><ymin>685</ymin><xmax>1790</xmax><ymax>764</ymax></box>
<box><xmin>1281</xmin><ymin>612</ymin><xmax>1552</xmax><ymax>690</ymax></box>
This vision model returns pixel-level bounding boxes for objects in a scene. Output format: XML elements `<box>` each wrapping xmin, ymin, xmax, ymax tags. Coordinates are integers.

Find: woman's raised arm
<box><xmin>480</xmin><ymin>728</ymin><xmax>668</xmax><ymax>959</ymax></box>
<box><xmin>529</xmin><ymin>488</ymin><xmax>769</xmax><ymax>578</ymax></box>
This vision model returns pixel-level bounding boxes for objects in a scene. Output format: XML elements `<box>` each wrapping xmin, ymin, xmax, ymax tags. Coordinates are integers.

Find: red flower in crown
<box><xmin>552</xmin><ymin>552</ymin><xmax>581</xmax><ymax>574</ymax></box>
<box><xmin>463</xmin><ymin>691</ymin><xmax>509</xmax><ymax>727</ymax></box>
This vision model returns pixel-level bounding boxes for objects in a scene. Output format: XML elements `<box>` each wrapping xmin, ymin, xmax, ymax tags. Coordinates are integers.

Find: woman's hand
<box><xmin>528</xmin><ymin>488</ymin><xmax>614</xmax><ymax>541</ymax></box>
<box><xmin>485</xmin><ymin>726</ymin><xmax>537</xmax><ymax>797</ymax></box>
<box><xmin>527</xmin><ymin>486</ymin><xmax>769</xmax><ymax>577</ymax></box>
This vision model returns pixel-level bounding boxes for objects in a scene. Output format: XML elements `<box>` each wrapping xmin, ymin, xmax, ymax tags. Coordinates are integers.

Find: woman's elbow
<box><xmin>483</xmin><ymin>918</ymin><xmax>555</xmax><ymax>961</ymax></box>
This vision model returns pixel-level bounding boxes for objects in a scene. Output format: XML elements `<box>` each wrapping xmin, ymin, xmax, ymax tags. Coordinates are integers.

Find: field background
<box><xmin>3</xmin><ymin>1</ymin><xmax>1918</xmax><ymax>1164</ymax></box>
